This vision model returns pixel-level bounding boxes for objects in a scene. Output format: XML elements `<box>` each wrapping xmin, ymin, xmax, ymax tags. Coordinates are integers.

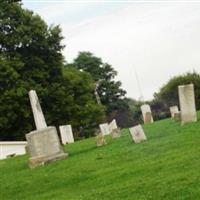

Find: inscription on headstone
<box><xmin>129</xmin><ymin>125</ymin><xmax>147</xmax><ymax>143</ymax></box>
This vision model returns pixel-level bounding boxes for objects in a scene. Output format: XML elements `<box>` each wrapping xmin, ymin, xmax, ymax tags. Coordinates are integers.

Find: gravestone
<box><xmin>169</xmin><ymin>106</ymin><xmax>179</xmax><ymax>118</ymax></box>
<box><xmin>96</xmin><ymin>133</ymin><xmax>107</xmax><ymax>147</ymax></box>
<box><xmin>59</xmin><ymin>125</ymin><xmax>74</xmax><ymax>144</ymax></box>
<box><xmin>26</xmin><ymin>90</ymin><xmax>67</xmax><ymax>168</ymax></box>
<box><xmin>145</xmin><ymin>112</ymin><xmax>152</xmax><ymax>123</ymax></box>
<box><xmin>129</xmin><ymin>125</ymin><xmax>147</xmax><ymax>143</ymax></box>
<box><xmin>141</xmin><ymin>104</ymin><xmax>153</xmax><ymax>124</ymax></box>
<box><xmin>178</xmin><ymin>84</ymin><xmax>197</xmax><ymax>125</ymax></box>
<box><xmin>111</xmin><ymin>128</ymin><xmax>121</xmax><ymax>139</ymax></box>
<box><xmin>99</xmin><ymin>123</ymin><xmax>110</xmax><ymax>136</ymax></box>
<box><xmin>109</xmin><ymin>119</ymin><xmax>118</xmax><ymax>132</ymax></box>
<box><xmin>26</xmin><ymin>127</ymin><xmax>67</xmax><ymax>168</ymax></box>
<box><xmin>109</xmin><ymin>119</ymin><xmax>121</xmax><ymax>138</ymax></box>
<box><xmin>29</xmin><ymin>90</ymin><xmax>47</xmax><ymax>130</ymax></box>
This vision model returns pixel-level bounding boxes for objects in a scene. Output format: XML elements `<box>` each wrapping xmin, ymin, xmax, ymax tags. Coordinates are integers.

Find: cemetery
<box><xmin>1</xmin><ymin>1</ymin><xmax>200</xmax><ymax>200</ymax></box>
<box><xmin>1</xmin><ymin>111</ymin><xmax>200</xmax><ymax>199</ymax></box>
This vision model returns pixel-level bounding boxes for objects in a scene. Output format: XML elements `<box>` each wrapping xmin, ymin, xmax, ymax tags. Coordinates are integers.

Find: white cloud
<box><xmin>61</xmin><ymin>5</ymin><xmax>200</xmax><ymax>100</ymax></box>
<box><xmin>23</xmin><ymin>1</ymin><xmax>200</xmax><ymax>100</ymax></box>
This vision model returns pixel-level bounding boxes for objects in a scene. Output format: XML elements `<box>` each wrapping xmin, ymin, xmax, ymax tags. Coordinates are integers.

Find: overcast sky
<box><xmin>22</xmin><ymin>0</ymin><xmax>200</xmax><ymax>100</ymax></box>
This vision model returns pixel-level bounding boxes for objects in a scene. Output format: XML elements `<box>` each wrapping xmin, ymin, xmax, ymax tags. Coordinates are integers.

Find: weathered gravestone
<box><xmin>96</xmin><ymin>133</ymin><xmax>107</xmax><ymax>147</ymax></box>
<box><xmin>178</xmin><ymin>84</ymin><xmax>197</xmax><ymax>125</ymax></box>
<box><xmin>59</xmin><ymin>125</ymin><xmax>74</xmax><ymax>144</ymax></box>
<box><xmin>141</xmin><ymin>104</ymin><xmax>154</xmax><ymax>124</ymax></box>
<box><xmin>109</xmin><ymin>119</ymin><xmax>121</xmax><ymax>138</ymax></box>
<box><xmin>99</xmin><ymin>123</ymin><xmax>110</xmax><ymax>136</ymax></box>
<box><xmin>26</xmin><ymin>90</ymin><xmax>67</xmax><ymax>168</ymax></box>
<box><xmin>129</xmin><ymin>125</ymin><xmax>147</xmax><ymax>143</ymax></box>
<box><xmin>29</xmin><ymin>90</ymin><xmax>47</xmax><ymax>130</ymax></box>
<box><xmin>169</xmin><ymin>106</ymin><xmax>179</xmax><ymax>118</ymax></box>
<box><xmin>109</xmin><ymin>119</ymin><xmax>118</xmax><ymax>132</ymax></box>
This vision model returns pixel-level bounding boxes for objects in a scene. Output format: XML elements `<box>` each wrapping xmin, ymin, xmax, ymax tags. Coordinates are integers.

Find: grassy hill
<box><xmin>1</xmin><ymin>112</ymin><xmax>200</xmax><ymax>200</ymax></box>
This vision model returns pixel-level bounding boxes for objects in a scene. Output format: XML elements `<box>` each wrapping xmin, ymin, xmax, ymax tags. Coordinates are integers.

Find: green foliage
<box><xmin>71</xmin><ymin>52</ymin><xmax>133</xmax><ymax>127</ymax></box>
<box><xmin>1</xmin><ymin>112</ymin><xmax>200</xmax><ymax>199</ymax></box>
<box><xmin>0</xmin><ymin>1</ymin><xmax>105</xmax><ymax>140</ymax></box>
<box><xmin>126</xmin><ymin>98</ymin><xmax>143</xmax><ymax>124</ymax></box>
<box><xmin>154</xmin><ymin>72</ymin><xmax>200</xmax><ymax>118</ymax></box>
<box><xmin>58</xmin><ymin>67</ymin><xmax>105</xmax><ymax>138</ymax></box>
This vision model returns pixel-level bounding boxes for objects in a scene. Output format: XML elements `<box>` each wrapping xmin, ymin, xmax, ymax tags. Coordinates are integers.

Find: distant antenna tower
<box><xmin>134</xmin><ymin>67</ymin><xmax>144</xmax><ymax>102</ymax></box>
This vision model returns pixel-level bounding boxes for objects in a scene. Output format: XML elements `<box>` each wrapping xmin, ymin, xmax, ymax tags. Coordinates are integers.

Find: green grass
<box><xmin>1</xmin><ymin>112</ymin><xmax>200</xmax><ymax>200</ymax></box>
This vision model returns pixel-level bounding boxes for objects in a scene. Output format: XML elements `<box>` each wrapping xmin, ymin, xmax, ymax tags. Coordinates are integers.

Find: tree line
<box><xmin>0</xmin><ymin>0</ymin><xmax>199</xmax><ymax>140</ymax></box>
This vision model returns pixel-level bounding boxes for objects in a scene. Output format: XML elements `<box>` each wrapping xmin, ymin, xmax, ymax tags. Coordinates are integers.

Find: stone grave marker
<box><xmin>111</xmin><ymin>128</ymin><xmax>121</xmax><ymax>139</ymax></box>
<box><xmin>178</xmin><ymin>84</ymin><xmax>197</xmax><ymax>125</ymax></box>
<box><xmin>99</xmin><ymin>123</ymin><xmax>110</xmax><ymax>136</ymax></box>
<box><xmin>59</xmin><ymin>125</ymin><xmax>74</xmax><ymax>144</ymax></box>
<box><xmin>141</xmin><ymin>104</ymin><xmax>154</xmax><ymax>124</ymax></box>
<box><xmin>108</xmin><ymin>119</ymin><xmax>121</xmax><ymax>138</ymax></box>
<box><xmin>129</xmin><ymin>125</ymin><xmax>147</xmax><ymax>143</ymax></box>
<box><xmin>169</xmin><ymin>106</ymin><xmax>179</xmax><ymax>118</ymax></box>
<box><xmin>96</xmin><ymin>133</ymin><xmax>107</xmax><ymax>147</ymax></box>
<box><xmin>109</xmin><ymin>119</ymin><xmax>118</xmax><ymax>132</ymax></box>
<box><xmin>26</xmin><ymin>90</ymin><xmax>67</xmax><ymax>168</ymax></box>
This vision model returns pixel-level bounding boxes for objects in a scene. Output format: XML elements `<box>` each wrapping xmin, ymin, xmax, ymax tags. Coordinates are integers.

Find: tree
<box><xmin>71</xmin><ymin>51</ymin><xmax>134</xmax><ymax>127</ymax></box>
<box><xmin>0</xmin><ymin>1</ymin><xmax>105</xmax><ymax>140</ymax></box>
<box><xmin>153</xmin><ymin>71</ymin><xmax>200</xmax><ymax>119</ymax></box>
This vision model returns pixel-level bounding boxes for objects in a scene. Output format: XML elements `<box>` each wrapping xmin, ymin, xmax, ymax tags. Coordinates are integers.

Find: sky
<box><xmin>22</xmin><ymin>0</ymin><xmax>200</xmax><ymax>100</ymax></box>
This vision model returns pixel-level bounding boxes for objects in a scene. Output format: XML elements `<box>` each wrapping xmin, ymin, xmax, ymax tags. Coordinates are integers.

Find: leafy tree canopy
<box><xmin>0</xmin><ymin>0</ymin><xmax>105</xmax><ymax>140</ymax></box>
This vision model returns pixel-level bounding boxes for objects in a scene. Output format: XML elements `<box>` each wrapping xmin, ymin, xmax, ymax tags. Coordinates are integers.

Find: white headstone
<box><xmin>99</xmin><ymin>123</ymin><xmax>110</xmax><ymax>136</ymax></box>
<box><xmin>59</xmin><ymin>125</ymin><xmax>74</xmax><ymax>144</ymax></box>
<box><xmin>109</xmin><ymin>119</ymin><xmax>118</xmax><ymax>132</ymax></box>
<box><xmin>129</xmin><ymin>125</ymin><xmax>147</xmax><ymax>143</ymax></box>
<box><xmin>169</xmin><ymin>106</ymin><xmax>179</xmax><ymax>118</ymax></box>
<box><xmin>178</xmin><ymin>84</ymin><xmax>197</xmax><ymax>125</ymax></box>
<box><xmin>29</xmin><ymin>90</ymin><xmax>47</xmax><ymax>130</ymax></box>
<box><xmin>141</xmin><ymin>104</ymin><xmax>154</xmax><ymax>124</ymax></box>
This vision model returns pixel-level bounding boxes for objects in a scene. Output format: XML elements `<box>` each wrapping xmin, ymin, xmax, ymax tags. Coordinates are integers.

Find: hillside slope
<box><xmin>1</xmin><ymin>112</ymin><xmax>200</xmax><ymax>200</ymax></box>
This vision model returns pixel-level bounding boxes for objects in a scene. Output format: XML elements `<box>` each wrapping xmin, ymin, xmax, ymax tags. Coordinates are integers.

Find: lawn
<box><xmin>1</xmin><ymin>112</ymin><xmax>200</xmax><ymax>200</ymax></box>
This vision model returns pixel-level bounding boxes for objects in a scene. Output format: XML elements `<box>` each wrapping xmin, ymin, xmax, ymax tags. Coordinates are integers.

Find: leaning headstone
<box><xmin>129</xmin><ymin>125</ymin><xmax>147</xmax><ymax>143</ymax></box>
<box><xmin>108</xmin><ymin>119</ymin><xmax>121</xmax><ymax>138</ymax></box>
<box><xmin>96</xmin><ymin>133</ymin><xmax>107</xmax><ymax>147</ymax></box>
<box><xmin>29</xmin><ymin>90</ymin><xmax>47</xmax><ymax>130</ymax></box>
<box><xmin>109</xmin><ymin>119</ymin><xmax>118</xmax><ymax>132</ymax></box>
<box><xmin>99</xmin><ymin>123</ymin><xmax>110</xmax><ymax>136</ymax></box>
<box><xmin>26</xmin><ymin>90</ymin><xmax>67</xmax><ymax>168</ymax></box>
<box><xmin>178</xmin><ymin>84</ymin><xmax>197</xmax><ymax>125</ymax></box>
<box><xmin>59</xmin><ymin>125</ymin><xmax>74</xmax><ymax>144</ymax></box>
<box><xmin>169</xmin><ymin>106</ymin><xmax>179</xmax><ymax>118</ymax></box>
<box><xmin>141</xmin><ymin>104</ymin><xmax>154</xmax><ymax>124</ymax></box>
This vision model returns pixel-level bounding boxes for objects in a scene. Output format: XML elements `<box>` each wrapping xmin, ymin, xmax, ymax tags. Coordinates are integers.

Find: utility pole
<box><xmin>134</xmin><ymin>67</ymin><xmax>144</xmax><ymax>102</ymax></box>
